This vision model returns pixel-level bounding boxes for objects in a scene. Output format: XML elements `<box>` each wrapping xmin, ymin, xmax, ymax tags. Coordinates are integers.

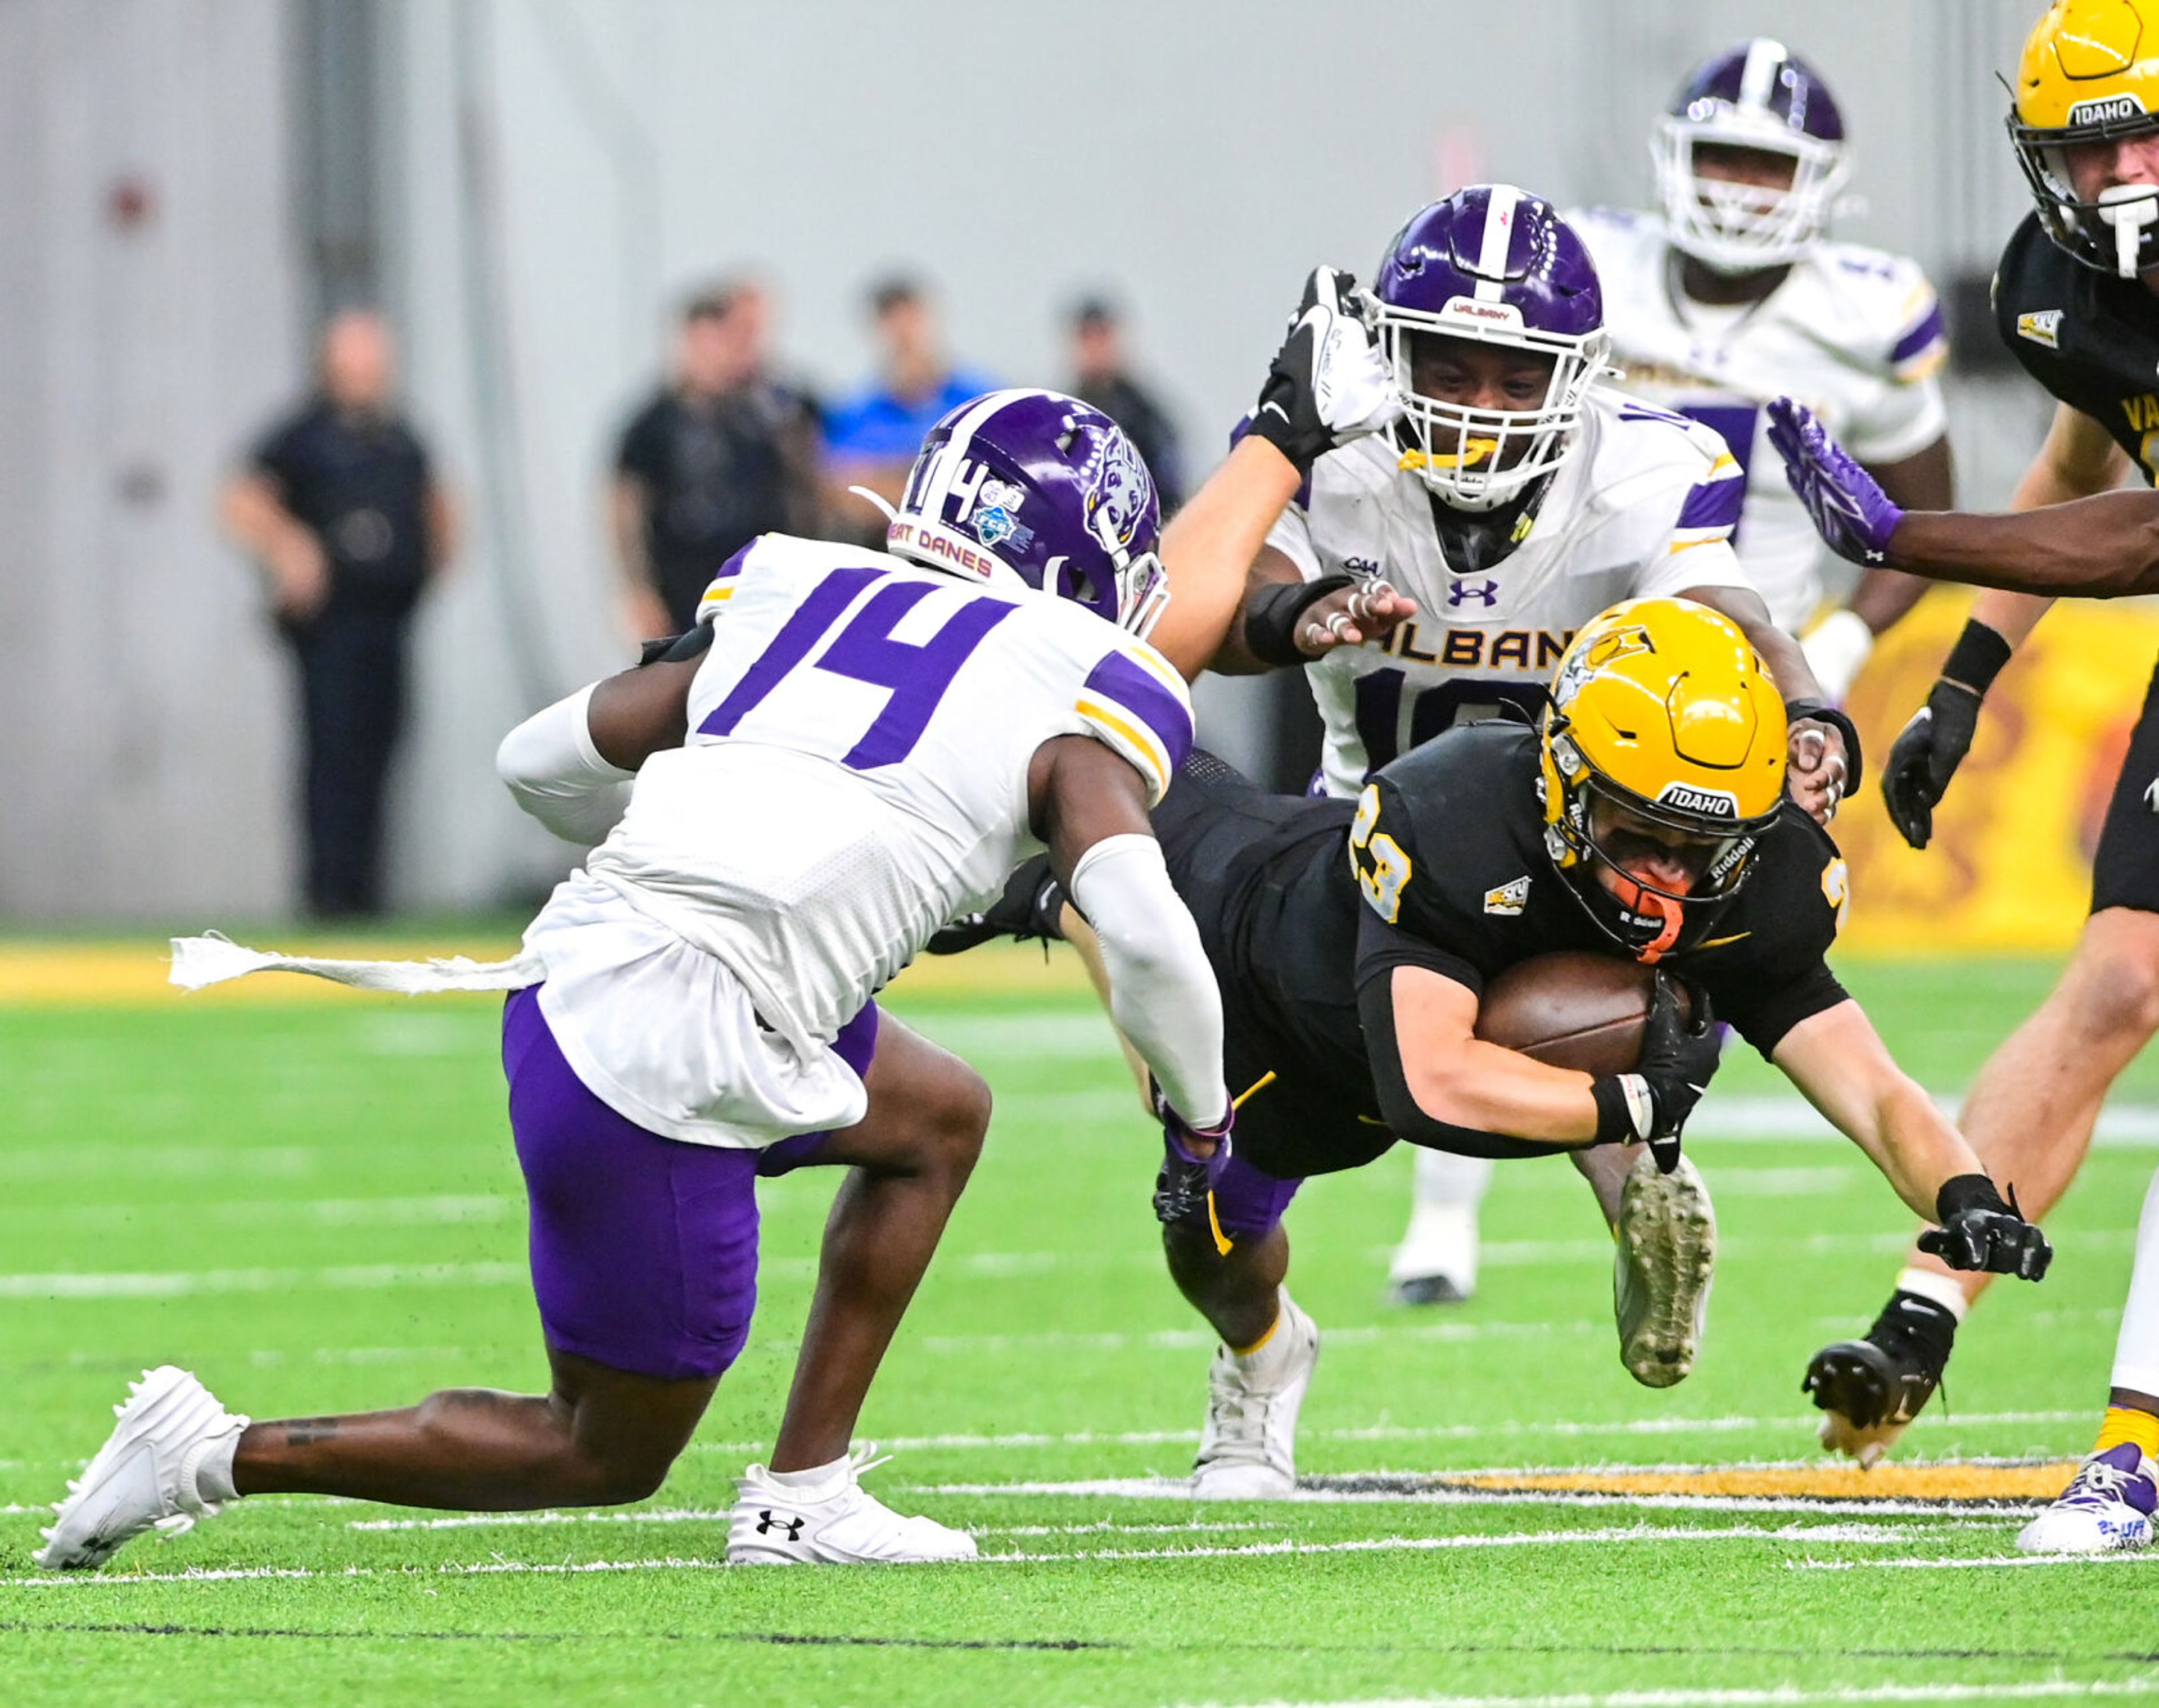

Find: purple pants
<box><xmin>501</xmin><ymin>984</ymin><xmax>880</xmax><ymax>1382</ymax></box>
<box><xmin>1207</xmin><ymin>1149</ymin><xmax>1304</xmax><ymax>1243</ymax></box>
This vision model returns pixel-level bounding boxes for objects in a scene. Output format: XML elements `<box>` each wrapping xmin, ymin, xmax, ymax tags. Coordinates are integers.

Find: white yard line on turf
<box><xmin>0</xmin><ymin>1521</ymin><xmax>1971</xmax><ymax>1588</ymax></box>
<box><xmin>688</xmin><ymin>1409</ymin><xmax>2087</xmax><ymax>1458</ymax></box>
<box><xmin>345</xmin><ymin>1510</ymin><xmax>1273</xmax><ymax>1537</ymax></box>
<box><xmin>1176</xmin><ymin>1681</ymin><xmax>2159</xmax><ymax>1708</ymax></box>
<box><xmin>1791</xmin><ymin>1552</ymin><xmax>2156</xmax><ymax>1571</ymax></box>
<box><xmin>921</xmin><ymin>1480</ymin><xmax>2027</xmax><ymax>1519</ymax></box>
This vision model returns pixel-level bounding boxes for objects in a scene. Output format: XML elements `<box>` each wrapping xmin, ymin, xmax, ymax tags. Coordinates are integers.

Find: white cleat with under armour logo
<box><xmin>726</xmin><ymin>1445</ymin><xmax>976</xmax><ymax>1564</ymax></box>
<box><xmin>35</xmin><ymin>1366</ymin><xmax>249</xmax><ymax>1570</ymax></box>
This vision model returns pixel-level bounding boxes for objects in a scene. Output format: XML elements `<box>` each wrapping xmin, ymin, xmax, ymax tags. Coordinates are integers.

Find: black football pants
<box><xmin>287</xmin><ymin>604</ymin><xmax>410</xmax><ymax>918</ymax></box>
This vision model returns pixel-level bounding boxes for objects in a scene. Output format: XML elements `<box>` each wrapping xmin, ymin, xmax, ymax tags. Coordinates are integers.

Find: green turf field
<box><xmin>3</xmin><ymin>950</ymin><xmax>2155</xmax><ymax>1707</ymax></box>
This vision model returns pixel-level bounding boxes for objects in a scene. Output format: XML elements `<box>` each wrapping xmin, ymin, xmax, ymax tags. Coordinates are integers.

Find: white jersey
<box><xmin>1571</xmin><ymin>206</ymin><xmax>1949</xmax><ymax>632</ymax></box>
<box><xmin>1267</xmin><ymin>386</ymin><xmax>1751</xmax><ymax>798</ymax></box>
<box><xmin>524</xmin><ymin>532</ymin><xmax>1194</xmax><ymax>1146</ymax></box>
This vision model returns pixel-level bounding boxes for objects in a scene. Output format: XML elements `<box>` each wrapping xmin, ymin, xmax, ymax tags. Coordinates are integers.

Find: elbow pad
<box><xmin>1068</xmin><ymin>833</ymin><xmax>1229</xmax><ymax>1129</ymax></box>
<box><xmin>495</xmin><ymin>684</ymin><xmax>635</xmax><ymax>846</ymax></box>
<box><xmin>1356</xmin><ymin>973</ymin><xmax>1561</xmax><ymax>1161</ymax></box>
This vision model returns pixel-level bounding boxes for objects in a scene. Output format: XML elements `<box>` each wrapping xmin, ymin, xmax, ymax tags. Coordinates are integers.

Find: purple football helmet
<box><xmin>887</xmin><ymin>388</ymin><xmax>1168</xmax><ymax>637</ymax></box>
<box><xmin>1368</xmin><ymin>186</ymin><xmax>1614</xmax><ymax>512</ymax></box>
<box><xmin>1655</xmin><ymin>38</ymin><xmax>1850</xmax><ymax>272</ymax></box>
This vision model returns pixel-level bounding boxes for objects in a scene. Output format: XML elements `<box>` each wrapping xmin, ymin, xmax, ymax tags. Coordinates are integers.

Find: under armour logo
<box><xmin>1447</xmin><ymin>579</ymin><xmax>1500</xmax><ymax>607</ymax></box>
<box><xmin>2146</xmin><ymin>775</ymin><xmax>2159</xmax><ymax>814</ymax></box>
<box><xmin>755</xmin><ymin>1510</ymin><xmax>806</xmax><ymax>1539</ymax></box>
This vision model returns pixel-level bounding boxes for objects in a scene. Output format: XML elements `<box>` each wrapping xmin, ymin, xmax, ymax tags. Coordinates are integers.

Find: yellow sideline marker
<box><xmin>0</xmin><ymin>936</ymin><xmax>1096</xmax><ymax>1007</ymax></box>
<box><xmin>1440</xmin><ymin>1461</ymin><xmax>2080</xmax><ymax>1502</ymax></box>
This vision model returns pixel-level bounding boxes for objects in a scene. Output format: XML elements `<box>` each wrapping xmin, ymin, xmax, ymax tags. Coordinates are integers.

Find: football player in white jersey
<box><xmin>1181</xmin><ymin>188</ymin><xmax>1858</xmax><ymax>1317</ymax></box>
<box><xmin>35</xmin><ymin>391</ymin><xmax>1236</xmax><ymax>1571</ymax></box>
<box><xmin>1570</xmin><ymin>37</ymin><xmax>1952</xmax><ymax>694</ymax></box>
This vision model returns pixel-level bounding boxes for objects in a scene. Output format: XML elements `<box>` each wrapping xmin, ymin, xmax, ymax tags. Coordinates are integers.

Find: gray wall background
<box><xmin>0</xmin><ymin>0</ymin><xmax>2056</xmax><ymax>921</ymax></box>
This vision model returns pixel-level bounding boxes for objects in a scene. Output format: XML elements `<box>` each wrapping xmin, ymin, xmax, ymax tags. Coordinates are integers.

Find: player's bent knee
<box><xmin>2066</xmin><ymin>911</ymin><xmax>2159</xmax><ymax>1042</ymax></box>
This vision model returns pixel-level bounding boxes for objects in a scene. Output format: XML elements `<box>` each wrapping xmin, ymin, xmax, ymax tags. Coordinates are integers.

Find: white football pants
<box><xmin>1389</xmin><ymin>1148</ymin><xmax>1495</xmax><ymax>1288</ymax></box>
<box><xmin>2113</xmin><ymin>1165</ymin><xmax>2159</xmax><ymax>1398</ymax></box>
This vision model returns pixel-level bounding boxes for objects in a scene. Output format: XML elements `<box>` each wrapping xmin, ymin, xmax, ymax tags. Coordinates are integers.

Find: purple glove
<box><xmin>1766</xmin><ymin>397</ymin><xmax>1904</xmax><ymax>567</ymax></box>
<box><xmin>1150</xmin><ymin>1082</ymin><xmax>1234</xmax><ymax>1226</ymax></box>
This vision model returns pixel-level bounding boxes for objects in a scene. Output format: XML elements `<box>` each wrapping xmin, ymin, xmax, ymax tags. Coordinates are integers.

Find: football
<box><xmin>1472</xmin><ymin>950</ymin><xmax>1690</xmax><ymax>1074</ymax></box>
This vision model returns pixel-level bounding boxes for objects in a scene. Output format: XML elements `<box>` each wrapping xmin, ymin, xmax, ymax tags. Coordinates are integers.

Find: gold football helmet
<box><xmin>2011</xmin><ymin>0</ymin><xmax>2159</xmax><ymax>275</ymax></box>
<box><xmin>1539</xmin><ymin>598</ymin><xmax>1787</xmax><ymax>960</ymax></box>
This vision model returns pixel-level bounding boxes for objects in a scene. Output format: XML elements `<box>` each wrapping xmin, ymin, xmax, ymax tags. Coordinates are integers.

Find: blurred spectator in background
<box><xmin>822</xmin><ymin>275</ymin><xmax>997</xmax><ymax>537</ymax></box>
<box><xmin>220</xmin><ymin>309</ymin><xmax>455</xmax><ymax>920</ymax></box>
<box><xmin>610</xmin><ymin>280</ymin><xmax>823</xmax><ymax>638</ymax></box>
<box><xmin>1067</xmin><ymin>296</ymin><xmax>1185</xmax><ymax>512</ymax></box>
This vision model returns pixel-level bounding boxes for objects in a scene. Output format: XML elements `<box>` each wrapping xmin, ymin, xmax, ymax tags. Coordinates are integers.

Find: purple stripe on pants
<box><xmin>500</xmin><ymin>986</ymin><xmax>880</xmax><ymax>1382</ymax></box>
<box><xmin>1208</xmin><ymin>1150</ymin><xmax>1304</xmax><ymax>1242</ymax></box>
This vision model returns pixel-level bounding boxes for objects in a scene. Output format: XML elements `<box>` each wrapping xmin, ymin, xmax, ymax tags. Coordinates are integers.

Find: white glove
<box><xmin>1246</xmin><ymin>267</ymin><xmax>1404</xmax><ymax>472</ymax></box>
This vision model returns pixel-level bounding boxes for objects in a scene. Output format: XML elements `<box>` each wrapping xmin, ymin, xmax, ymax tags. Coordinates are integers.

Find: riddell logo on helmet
<box><xmin>2069</xmin><ymin>94</ymin><xmax>2147</xmax><ymax>126</ymax></box>
<box><xmin>1656</xmin><ymin>782</ymin><xmax>1738</xmax><ymax>818</ymax></box>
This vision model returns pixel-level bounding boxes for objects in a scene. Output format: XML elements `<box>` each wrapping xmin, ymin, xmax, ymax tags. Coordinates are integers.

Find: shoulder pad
<box><xmin>1074</xmin><ymin>641</ymin><xmax>1194</xmax><ymax>808</ymax></box>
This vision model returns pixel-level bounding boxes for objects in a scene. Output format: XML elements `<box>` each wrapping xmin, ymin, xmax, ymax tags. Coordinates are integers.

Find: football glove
<box><xmin>1151</xmin><ymin>1082</ymin><xmax>1234</xmax><ymax>1226</ymax></box>
<box><xmin>1592</xmin><ymin>973</ymin><xmax>1719</xmax><ymax>1174</ymax></box>
<box><xmin>1918</xmin><ymin>1174</ymin><xmax>2052</xmax><ymax>1280</ymax></box>
<box><xmin>1766</xmin><ymin>397</ymin><xmax>1905</xmax><ymax>567</ymax></box>
<box><xmin>1244</xmin><ymin>267</ymin><xmax>1402</xmax><ymax>476</ymax></box>
<box><xmin>1879</xmin><ymin>621</ymin><xmax>2012</xmax><ymax>850</ymax></box>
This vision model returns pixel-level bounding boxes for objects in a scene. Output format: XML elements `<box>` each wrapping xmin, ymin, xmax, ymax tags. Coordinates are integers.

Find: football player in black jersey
<box><xmin>1088</xmin><ymin>598</ymin><xmax>2050</xmax><ymax>1499</ymax></box>
<box><xmin>1768</xmin><ymin>0</ymin><xmax>2159</xmax><ymax>1554</ymax></box>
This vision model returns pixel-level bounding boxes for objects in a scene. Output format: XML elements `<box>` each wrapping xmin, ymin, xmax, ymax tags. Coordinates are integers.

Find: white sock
<box><xmin>1894</xmin><ymin>1266</ymin><xmax>1971</xmax><ymax>1322</ymax></box>
<box><xmin>2112</xmin><ymin>1168</ymin><xmax>2159</xmax><ymax>1397</ymax></box>
<box><xmin>762</xmin><ymin>1455</ymin><xmax>850</xmax><ymax>1499</ymax></box>
<box><xmin>189</xmin><ymin>1424</ymin><xmax>245</xmax><ymax>1506</ymax></box>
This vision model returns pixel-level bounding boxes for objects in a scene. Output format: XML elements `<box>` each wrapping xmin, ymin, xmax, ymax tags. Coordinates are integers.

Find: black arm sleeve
<box><xmin>1355</xmin><ymin>958</ymin><xmax>1579</xmax><ymax>1162</ymax></box>
<box><xmin>637</xmin><ymin>619</ymin><xmax>715</xmax><ymax>667</ymax></box>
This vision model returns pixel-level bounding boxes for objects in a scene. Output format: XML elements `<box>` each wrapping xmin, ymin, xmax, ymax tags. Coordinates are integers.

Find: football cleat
<box><xmin>1613</xmin><ymin>1150</ymin><xmax>1716</xmax><ymax>1388</ymax></box>
<box><xmin>2016</xmin><ymin>1445</ymin><xmax>2158</xmax><ymax>1555</ymax></box>
<box><xmin>1192</xmin><ymin>1291</ymin><xmax>1318</xmax><ymax>1499</ymax></box>
<box><xmin>1802</xmin><ymin>1290</ymin><xmax>1956</xmax><ymax>1467</ymax></box>
<box><xmin>727</xmin><ymin>1444</ymin><xmax>976</xmax><ymax>1565</ymax></box>
<box><xmin>35</xmin><ymin>1366</ymin><xmax>249</xmax><ymax>1571</ymax></box>
<box><xmin>1389</xmin><ymin>1274</ymin><xmax>1470</xmax><ymax>1307</ymax></box>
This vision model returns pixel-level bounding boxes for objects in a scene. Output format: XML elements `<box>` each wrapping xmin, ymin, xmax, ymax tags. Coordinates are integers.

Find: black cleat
<box><xmin>1801</xmin><ymin>1290</ymin><xmax>1955</xmax><ymax>1467</ymax></box>
<box><xmin>1388</xmin><ymin>1274</ymin><xmax>1471</xmax><ymax>1307</ymax></box>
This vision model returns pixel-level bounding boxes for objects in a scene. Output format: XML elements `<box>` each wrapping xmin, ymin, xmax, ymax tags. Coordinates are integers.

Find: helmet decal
<box><xmin>887</xmin><ymin>388</ymin><xmax>1168</xmax><ymax>637</ymax></box>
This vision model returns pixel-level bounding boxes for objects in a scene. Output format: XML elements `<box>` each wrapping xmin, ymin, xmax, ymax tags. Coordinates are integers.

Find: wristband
<box><xmin>1935</xmin><ymin>1172</ymin><xmax>2011</xmax><ymax>1224</ymax></box>
<box><xmin>1783</xmin><ymin>699</ymin><xmax>1864</xmax><ymax>794</ymax></box>
<box><xmin>1243</xmin><ymin>575</ymin><xmax>1357</xmax><ymax>667</ymax></box>
<box><xmin>1591</xmin><ymin>1073</ymin><xmax>1655</xmax><ymax>1145</ymax></box>
<box><xmin>1939</xmin><ymin>620</ymin><xmax>2013</xmax><ymax>700</ymax></box>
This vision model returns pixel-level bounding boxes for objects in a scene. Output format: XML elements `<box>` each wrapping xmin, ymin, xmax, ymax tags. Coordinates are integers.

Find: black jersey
<box><xmin>1348</xmin><ymin>721</ymin><xmax>1850</xmax><ymax>1054</ymax></box>
<box><xmin>1994</xmin><ymin>212</ymin><xmax>2159</xmax><ymax>480</ymax></box>
<box><xmin>1153</xmin><ymin>725</ymin><xmax>1851</xmax><ymax>1180</ymax></box>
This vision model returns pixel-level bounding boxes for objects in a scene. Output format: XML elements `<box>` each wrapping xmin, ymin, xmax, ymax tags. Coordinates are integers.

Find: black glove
<box><xmin>1592</xmin><ymin>973</ymin><xmax>1719</xmax><ymax>1173</ymax></box>
<box><xmin>1880</xmin><ymin>620</ymin><xmax>2012</xmax><ymax>850</ymax></box>
<box><xmin>1918</xmin><ymin>1174</ymin><xmax>2052</xmax><ymax>1279</ymax></box>
<box><xmin>1243</xmin><ymin>267</ymin><xmax>1401</xmax><ymax>476</ymax></box>
<box><xmin>1150</xmin><ymin>1083</ymin><xmax>1235</xmax><ymax>1227</ymax></box>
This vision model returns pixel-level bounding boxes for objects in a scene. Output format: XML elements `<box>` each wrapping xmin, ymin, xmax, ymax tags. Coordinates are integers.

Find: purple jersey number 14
<box><xmin>698</xmin><ymin>565</ymin><xmax>1017</xmax><ymax>770</ymax></box>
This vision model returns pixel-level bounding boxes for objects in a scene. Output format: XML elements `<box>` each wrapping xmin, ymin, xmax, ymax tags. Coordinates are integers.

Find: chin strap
<box><xmin>850</xmin><ymin>485</ymin><xmax>900</xmax><ymax>523</ymax></box>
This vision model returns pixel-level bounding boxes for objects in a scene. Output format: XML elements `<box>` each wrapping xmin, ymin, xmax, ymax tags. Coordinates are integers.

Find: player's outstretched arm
<box><xmin>1029</xmin><ymin>735</ymin><xmax>1228</xmax><ymax>1135</ymax></box>
<box><xmin>496</xmin><ymin>648</ymin><xmax>704</xmax><ymax>844</ymax></box>
<box><xmin>1771</xmin><ymin>395</ymin><xmax>2159</xmax><ymax>598</ymax></box>
<box><xmin>1147</xmin><ymin>266</ymin><xmax>1404</xmax><ymax>683</ymax></box>
<box><xmin>1208</xmin><ymin>549</ymin><xmax>1419</xmax><ymax>677</ymax></box>
<box><xmin>1771</xmin><ymin>1000</ymin><xmax>2050</xmax><ymax>1277</ymax></box>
